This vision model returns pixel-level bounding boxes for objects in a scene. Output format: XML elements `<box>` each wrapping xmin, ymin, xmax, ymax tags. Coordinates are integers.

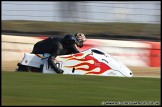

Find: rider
<box><xmin>31</xmin><ymin>33</ymin><xmax>86</xmax><ymax>74</ymax></box>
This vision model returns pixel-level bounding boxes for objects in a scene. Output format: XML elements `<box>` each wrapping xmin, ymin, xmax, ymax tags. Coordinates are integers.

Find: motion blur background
<box><xmin>2</xmin><ymin>1</ymin><xmax>161</xmax><ymax>76</ymax></box>
<box><xmin>2</xmin><ymin>1</ymin><xmax>160</xmax><ymax>23</ymax></box>
<box><xmin>2</xmin><ymin>1</ymin><xmax>160</xmax><ymax>37</ymax></box>
<box><xmin>1</xmin><ymin>1</ymin><xmax>161</xmax><ymax>106</ymax></box>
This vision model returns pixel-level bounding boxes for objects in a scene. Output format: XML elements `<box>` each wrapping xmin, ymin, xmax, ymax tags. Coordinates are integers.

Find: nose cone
<box><xmin>128</xmin><ymin>71</ymin><xmax>133</xmax><ymax>77</ymax></box>
<box><xmin>120</xmin><ymin>62</ymin><xmax>133</xmax><ymax>77</ymax></box>
<box><xmin>126</xmin><ymin>69</ymin><xmax>133</xmax><ymax>77</ymax></box>
<box><xmin>120</xmin><ymin>65</ymin><xmax>133</xmax><ymax>77</ymax></box>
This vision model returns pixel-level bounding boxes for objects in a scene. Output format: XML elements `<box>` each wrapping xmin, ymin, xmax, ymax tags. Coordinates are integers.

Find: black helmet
<box><xmin>63</xmin><ymin>34</ymin><xmax>77</xmax><ymax>45</ymax></box>
<box><xmin>74</xmin><ymin>33</ymin><xmax>86</xmax><ymax>48</ymax></box>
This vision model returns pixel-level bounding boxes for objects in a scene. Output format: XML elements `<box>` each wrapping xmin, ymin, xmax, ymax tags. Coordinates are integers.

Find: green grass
<box><xmin>2</xmin><ymin>71</ymin><xmax>160</xmax><ymax>106</ymax></box>
<box><xmin>2</xmin><ymin>20</ymin><xmax>160</xmax><ymax>38</ymax></box>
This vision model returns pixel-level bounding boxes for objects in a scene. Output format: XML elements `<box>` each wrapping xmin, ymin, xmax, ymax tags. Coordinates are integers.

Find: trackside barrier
<box><xmin>142</xmin><ymin>42</ymin><xmax>160</xmax><ymax>67</ymax></box>
<box><xmin>2</xmin><ymin>35</ymin><xmax>160</xmax><ymax>67</ymax></box>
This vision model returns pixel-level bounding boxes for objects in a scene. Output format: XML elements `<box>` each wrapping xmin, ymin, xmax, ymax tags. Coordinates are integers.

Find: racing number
<box><xmin>56</xmin><ymin>62</ymin><xmax>61</xmax><ymax>69</ymax></box>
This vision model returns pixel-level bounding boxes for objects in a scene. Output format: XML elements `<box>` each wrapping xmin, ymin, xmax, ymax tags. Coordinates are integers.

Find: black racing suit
<box><xmin>31</xmin><ymin>36</ymin><xmax>80</xmax><ymax>74</ymax></box>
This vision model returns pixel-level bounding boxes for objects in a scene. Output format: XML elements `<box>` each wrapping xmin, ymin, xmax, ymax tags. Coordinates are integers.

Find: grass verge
<box><xmin>2</xmin><ymin>71</ymin><xmax>160</xmax><ymax>106</ymax></box>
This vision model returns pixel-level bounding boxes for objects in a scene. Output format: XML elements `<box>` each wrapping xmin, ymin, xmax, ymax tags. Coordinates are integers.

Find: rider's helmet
<box><xmin>63</xmin><ymin>34</ymin><xmax>76</xmax><ymax>45</ymax></box>
<box><xmin>74</xmin><ymin>33</ymin><xmax>86</xmax><ymax>48</ymax></box>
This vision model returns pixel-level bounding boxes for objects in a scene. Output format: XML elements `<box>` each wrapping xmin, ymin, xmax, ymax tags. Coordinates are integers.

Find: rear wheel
<box><xmin>27</xmin><ymin>66</ymin><xmax>42</xmax><ymax>73</ymax></box>
<box><xmin>16</xmin><ymin>63</ymin><xmax>29</xmax><ymax>72</ymax></box>
<box><xmin>16</xmin><ymin>63</ymin><xmax>41</xmax><ymax>73</ymax></box>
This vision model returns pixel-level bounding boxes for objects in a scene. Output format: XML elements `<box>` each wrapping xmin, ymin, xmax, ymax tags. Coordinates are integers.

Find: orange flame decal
<box><xmin>60</xmin><ymin>53</ymin><xmax>84</xmax><ymax>61</ymax></box>
<box><xmin>60</xmin><ymin>53</ymin><xmax>111</xmax><ymax>75</ymax></box>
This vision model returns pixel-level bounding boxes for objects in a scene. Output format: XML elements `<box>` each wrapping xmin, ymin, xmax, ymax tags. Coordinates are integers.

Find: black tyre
<box><xmin>27</xmin><ymin>66</ymin><xmax>41</xmax><ymax>73</ymax></box>
<box><xmin>16</xmin><ymin>63</ymin><xmax>41</xmax><ymax>72</ymax></box>
<box><xmin>16</xmin><ymin>63</ymin><xmax>29</xmax><ymax>72</ymax></box>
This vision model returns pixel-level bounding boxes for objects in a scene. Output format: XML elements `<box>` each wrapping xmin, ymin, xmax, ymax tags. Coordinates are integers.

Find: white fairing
<box><xmin>84</xmin><ymin>48</ymin><xmax>133</xmax><ymax>77</ymax></box>
<box><xmin>20</xmin><ymin>53</ymin><xmax>50</xmax><ymax>68</ymax></box>
<box><xmin>91</xmin><ymin>48</ymin><xmax>133</xmax><ymax>77</ymax></box>
<box><xmin>19</xmin><ymin>48</ymin><xmax>133</xmax><ymax>77</ymax></box>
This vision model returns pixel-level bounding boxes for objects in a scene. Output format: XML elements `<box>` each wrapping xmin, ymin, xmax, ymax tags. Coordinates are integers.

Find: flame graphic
<box><xmin>60</xmin><ymin>53</ymin><xmax>85</xmax><ymax>61</ymax></box>
<box><xmin>60</xmin><ymin>53</ymin><xmax>111</xmax><ymax>75</ymax></box>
